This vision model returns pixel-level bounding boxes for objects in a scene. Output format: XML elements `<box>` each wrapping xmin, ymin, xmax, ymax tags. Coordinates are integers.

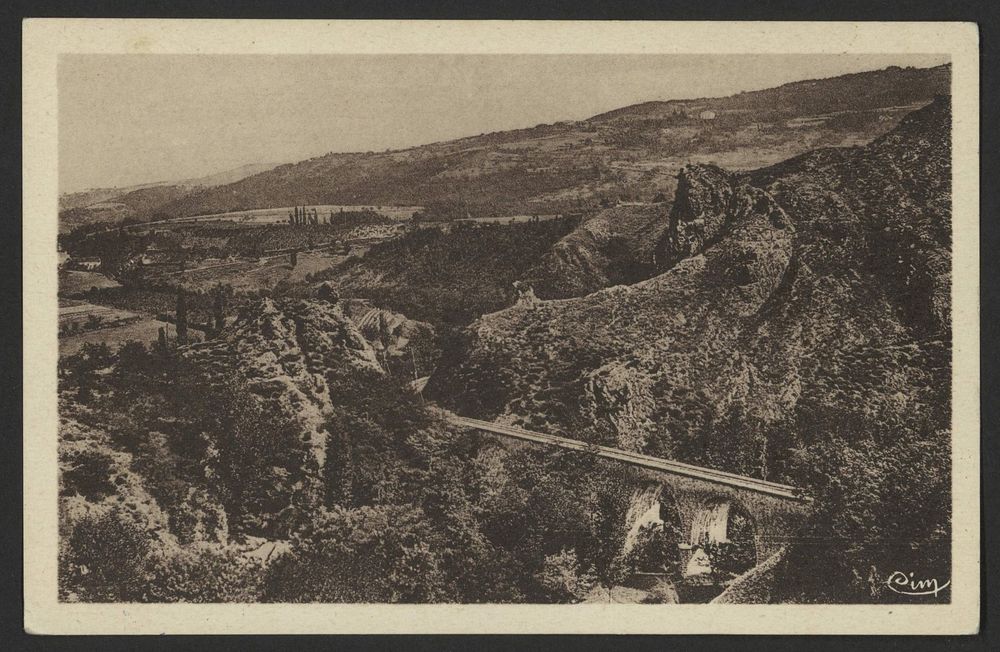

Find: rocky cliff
<box><xmin>426</xmin><ymin>97</ymin><xmax>952</xmax><ymax>481</ymax></box>
<box><xmin>179</xmin><ymin>296</ymin><xmax>386</xmax><ymax>531</ymax></box>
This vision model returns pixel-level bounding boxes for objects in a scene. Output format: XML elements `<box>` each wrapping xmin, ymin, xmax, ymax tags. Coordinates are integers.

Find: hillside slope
<box><xmin>58</xmin><ymin>163</ymin><xmax>280</xmax><ymax>233</ymax></box>
<box><xmin>68</xmin><ymin>64</ymin><xmax>948</xmax><ymax>227</ymax></box>
<box><xmin>315</xmin><ymin>217</ymin><xmax>580</xmax><ymax>327</ymax></box>
<box><xmin>426</xmin><ymin>97</ymin><xmax>951</xmax><ymax>482</ymax></box>
<box><xmin>524</xmin><ymin>203</ymin><xmax>669</xmax><ymax>299</ymax></box>
<box><xmin>591</xmin><ymin>63</ymin><xmax>949</xmax><ymax>121</ymax></box>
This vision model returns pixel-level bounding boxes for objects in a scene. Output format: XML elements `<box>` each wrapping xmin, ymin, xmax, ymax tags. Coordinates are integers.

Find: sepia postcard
<box><xmin>23</xmin><ymin>19</ymin><xmax>980</xmax><ymax>635</ymax></box>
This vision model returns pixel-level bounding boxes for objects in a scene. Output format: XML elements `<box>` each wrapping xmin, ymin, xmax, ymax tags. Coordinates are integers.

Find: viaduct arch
<box><xmin>444</xmin><ymin>413</ymin><xmax>811</xmax><ymax>576</ymax></box>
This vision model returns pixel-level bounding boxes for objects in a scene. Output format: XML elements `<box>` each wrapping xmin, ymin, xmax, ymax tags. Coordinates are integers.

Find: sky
<box><xmin>58</xmin><ymin>53</ymin><xmax>949</xmax><ymax>193</ymax></box>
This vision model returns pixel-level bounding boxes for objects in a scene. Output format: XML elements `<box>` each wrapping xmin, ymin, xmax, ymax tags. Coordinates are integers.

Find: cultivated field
<box><xmin>164</xmin><ymin>204</ymin><xmax>424</xmax><ymax>226</ymax></box>
<box><xmin>454</xmin><ymin>214</ymin><xmax>562</xmax><ymax>224</ymax></box>
<box><xmin>59</xmin><ymin>300</ymin><xmax>138</xmax><ymax>331</ymax></box>
<box><xmin>59</xmin><ymin>270</ymin><xmax>122</xmax><ymax>297</ymax></box>
<box><xmin>60</xmin><ymin>318</ymin><xmax>198</xmax><ymax>356</ymax></box>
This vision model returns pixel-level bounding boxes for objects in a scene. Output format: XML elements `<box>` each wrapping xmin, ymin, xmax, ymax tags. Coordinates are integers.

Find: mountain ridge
<box><xmin>426</xmin><ymin>95</ymin><xmax>951</xmax><ymax>484</ymax></box>
<box><xmin>60</xmin><ymin>162</ymin><xmax>280</xmax><ymax>210</ymax></box>
<box><xmin>60</xmin><ymin>64</ymin><xmax>950</xmax><ymax>231</ymax></box>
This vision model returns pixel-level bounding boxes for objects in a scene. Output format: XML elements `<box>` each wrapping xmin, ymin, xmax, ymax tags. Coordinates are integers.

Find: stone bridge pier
<box><xmin>624</xmin><ymin>469</ymin><xmax>811</xmax><ymax>578</ymax></box>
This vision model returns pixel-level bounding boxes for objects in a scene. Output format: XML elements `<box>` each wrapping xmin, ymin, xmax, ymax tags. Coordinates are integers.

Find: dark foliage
<box><xmin>60</xmin><ymin>509</ymin><xmax>152</xmax><ymax>602</ymax></box>
<box><xmin>317</xmin><ymin>218</ymin><xmax>578</xmax><ymax>327</ymax></box>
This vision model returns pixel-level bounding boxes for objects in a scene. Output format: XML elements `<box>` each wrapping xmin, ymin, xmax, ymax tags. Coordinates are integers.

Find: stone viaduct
<box><xmin>444</xmin><ymin>413</ymin><xmax>812</xmax><ymax>576</ymax></box>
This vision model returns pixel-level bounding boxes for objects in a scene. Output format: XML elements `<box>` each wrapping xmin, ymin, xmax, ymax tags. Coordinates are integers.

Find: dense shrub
<box><xmin>533</xmin><ymin>548</ymin><xmax>597</xmax><ymax>602</ymax></box>
<box><xmin>60</xmin><ymin>509</ymin><xmax>152</xmax><ymax>602</ymax></box>
<box><xmin>264</xmin><ymin>505</ymin><xmax>449</xmax><ymax>603</ymax></box>
<box><xmin>779</xmin><ymin>431</ymin><xmax>950</xmax><ymax>603</ymax></box>
<box><xmin>145</xmin><ymin>547</ymin><xmax>266</xmax><ymax>602</ymax></box>
<box><xmin>60</xmin><ymin>449</ymin><xmax>117</xmax><ymax>501</ymax></box>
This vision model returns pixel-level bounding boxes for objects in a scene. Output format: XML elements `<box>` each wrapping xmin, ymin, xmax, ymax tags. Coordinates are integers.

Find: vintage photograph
<box><xmin>23</xmin><ymin>19</ymin><xmax>981</xmax><ymax>635</ymax></box>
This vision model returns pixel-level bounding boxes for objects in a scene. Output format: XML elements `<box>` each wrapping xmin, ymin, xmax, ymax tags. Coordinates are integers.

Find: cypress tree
<box><xmin>175</xmin><ymin>289</ymin><xmax>188</xmax><ymax>345</ymax></box>
<box><xmin>213</xmin><ymin>288</ymin><xmax>226</xmax><ymax>334</ymax></box>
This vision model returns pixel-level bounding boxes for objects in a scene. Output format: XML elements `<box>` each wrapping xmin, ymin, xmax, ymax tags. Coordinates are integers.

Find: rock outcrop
<box><xmin>654</xmin><ymin>165</ymin><xmax>790</xmax><ymax>271</ymax></box>
<box><xmin>179</xmin><ymin>298</ymin><xmax>387</xmax><ymax>532</ymax></box>
<box><xmin>186</xmin><ymin>297</ymin><xmax>384</xmax><ymax>473</ymax></box>
<box><xmin>526</xmin><ymin>204</ymin><xmax>668</xmax><ymax>299</ymax></box>
<box><xmin>340</xmin><ymin>298</ymin><xmax>435</xmax><ymax>366</ymax></box>
<box><xmin>427</xmin><ymin>98</ymin><xmax>952</xmax><ymax>481</ymax></box>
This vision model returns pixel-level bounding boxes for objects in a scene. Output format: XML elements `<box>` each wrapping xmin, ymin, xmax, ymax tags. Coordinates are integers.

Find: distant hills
<box><xmin>59</xmin><ymin>63</ymin><xmax>949</xmax><ymax>232</ymax></box>
<box><xmin>58</xmin><ymin>162</ymin><xmax>279</xmax><ymax>232</ymax></box>
<box><xmin>173</xmin><ymin>162</ymin><xmax>281</xmax><ymax>190</ymax></box>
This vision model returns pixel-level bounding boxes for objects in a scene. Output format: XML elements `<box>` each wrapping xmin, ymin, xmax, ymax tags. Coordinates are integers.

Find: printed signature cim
<box><xmin>886</xmin><ymin>571</ymin><xmax>951</xmax><ymax>597</ymax></box>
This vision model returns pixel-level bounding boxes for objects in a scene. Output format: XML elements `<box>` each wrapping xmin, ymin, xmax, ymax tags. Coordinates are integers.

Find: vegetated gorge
<box><xmin>58</xmin><ymin>65</ymin><xmax>951</xmax><ymax>604</ymax></box>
